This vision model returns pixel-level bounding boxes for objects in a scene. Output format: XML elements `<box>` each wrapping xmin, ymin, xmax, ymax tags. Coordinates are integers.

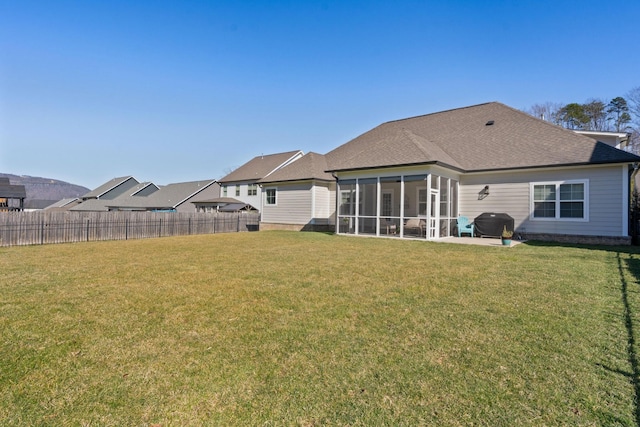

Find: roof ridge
<box><xmin>402</xmin><ymin>128</ymin><xmax>433</xmax><ymax>158</ymax></box>
<box><xmin>383</xmin><ymin>101</ymin><xmax>497</xmax><ymax>125</ymax></box>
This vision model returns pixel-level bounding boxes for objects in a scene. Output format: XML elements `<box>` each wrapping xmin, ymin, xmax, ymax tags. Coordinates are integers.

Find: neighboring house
<box><xmin>80</xmin><ymin>176</ymin><xmax>141</xmax><ymax>201</ymax></box>
<box><xmin>323</xmin><ymin>102</ymin><xmax>640</xmax><ymax>244</ymax></box>
<box><xmin>257</xmin><ymin>152</ymin><xmax>336</xmax><ymax>231</ymax></box>
<box><xmin>69</xmin><ymin>180</ymin><xmax>160</xmax><ymax>212</ymax></box>
<box><xmin>102</xmin><ymin>180</ymin><xmax>219</xmax><ymax>213</ymax></box>
<box><xmin>44</xmin><ymin>198</ymin><xmax>81</xmax><ymax>212</ymax></box>
<box><xmin>64</xmin><ymin>178</ymin><xmax>219</xmax><ymax>213</ymax></box>
<box><xmin>218</xmin><ymin>150</ymin><xmax>304</xmax><ymax>210</ymax></box>
<box><xmin>574</xmin><ymin>130</ymin><xmax>632</xmax><ymax>151</ymax></box>
<box><xmin>0</xmin><ymin>178</ymin><xmax>26</xmax><ymax>211</ymax></box>
<box><xmin>192</xmin><ymin>197</ymin><xmax>257</xmax><ymax>213</ymax></box>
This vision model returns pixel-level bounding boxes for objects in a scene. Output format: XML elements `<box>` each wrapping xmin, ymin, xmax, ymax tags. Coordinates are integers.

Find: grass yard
<box><xmin>1</xmin><ymin>231</ymin><xmax>640</xmax><ymax>426</ymax></box>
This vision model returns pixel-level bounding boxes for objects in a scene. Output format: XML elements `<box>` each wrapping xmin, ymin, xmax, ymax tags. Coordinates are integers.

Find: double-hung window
<box><xmin>531</xmin><ymin>180</ymin><xmax>588</xmax><ymax>220</ymax></box>
<box><xmin>247</xmin><ymin>184</ymin><xmax>257</xmax><ymax>196</ymax></box>
<box><xmin>265</xmin><ymin>188</ymin><xmax>277</xmax><ymax>205</ymax></box>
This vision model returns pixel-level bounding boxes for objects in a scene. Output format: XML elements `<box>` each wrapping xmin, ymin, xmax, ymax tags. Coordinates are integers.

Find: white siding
<box><xmin>460</xmin><ymin>165</ymin><xmax>628</xmax><ymax>237</ymax></box>
<box><xmin>230</xmin><ymin>181</ymin><xmax>262</xmax><ymax>209</ymax></box>
<box><xmin>311</xmin><ymin>182</ymin><xmax>336</xmax><ymax>225</ymax></box>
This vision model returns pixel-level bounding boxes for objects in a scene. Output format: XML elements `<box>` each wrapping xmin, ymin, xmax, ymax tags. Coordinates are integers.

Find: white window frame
<box><xmin>247</xmin><ymin>184</ymin><xmax>257</xmax><ymax>196</ymax></box>
<box><xmin>529</xmin><ymin>180</ymin><xmax>589</xmax><ymax>221</ymax></box>
<box><xmin>417</xmin><ymin>187</ymin><xmax>428</xmax><ymax>217</ymax></box>
<box><xmin>235</xmin><ymin>185</ymin><xmax>241</xmax><ymax>197</ymax></box>
<box><xmin>381</xmin><ymin>190</ymin><xmax>394</xmax><ymax>217</ymax></box>
<box><xmin>265</xmin><ymin>188</ymin><xmax>277</xmax><ymax>206</ymax></box>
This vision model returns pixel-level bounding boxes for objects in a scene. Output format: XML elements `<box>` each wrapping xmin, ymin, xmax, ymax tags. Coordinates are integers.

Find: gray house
<box><xmin>317</xmin><ymin>102</ymin><xmax>640</xmax><ymax>244</ymax></box>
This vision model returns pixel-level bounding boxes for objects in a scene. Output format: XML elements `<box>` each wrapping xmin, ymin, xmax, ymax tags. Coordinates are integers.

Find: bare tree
<box><xmin>627</xmin><ymin>87</ymin><xmax>640</xmax><ymax>126</ymax></box>
<box><xmin>526</xmin><ymin>102</ymin><xmax>563</xmax><ymax>125</ymax></box>
<box><xmin>583</xmin><ymin>98</ymin><xmax>608</xmax><ymax>131</ymax></box>
<box><xmin>626</xmin><ymin>87</ymin><xmax>640</xmax><ymax>153</ymax></box>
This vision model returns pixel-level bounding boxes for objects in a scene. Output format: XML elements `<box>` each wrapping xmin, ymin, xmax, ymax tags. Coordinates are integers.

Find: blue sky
<box><xmin>1</xmin><ymin>0</ymin><xmax>639</xmax><ymax>189</ymax></box>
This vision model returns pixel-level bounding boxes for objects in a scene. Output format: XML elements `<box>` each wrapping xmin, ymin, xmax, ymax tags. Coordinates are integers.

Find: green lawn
<box><xmin>1</xmin><ymin>231</ymin><xmax>640</xmax><ymax>426</ymax></box>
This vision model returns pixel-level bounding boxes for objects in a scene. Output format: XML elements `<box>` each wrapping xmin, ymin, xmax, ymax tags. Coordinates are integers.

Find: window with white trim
<box><xmin>531</xmin><ymin>180</ymin><xmax>588</xmax><ymax>220</ymax></box>
<box><xmin>247</xmin><ymin>184</ymin><xmax>257</xmax><ymax>196</ymax></box>
<box><xmin>382</xmin><ymin>191</ymin><xmax>393</xmax><ymax>217</ymax></box>
<box><xmin>235</xmin><ymin>186</ymin><xmax>240</xmax><ymax>197</ymax></box>
<box><xmin>265</xmin><ymin>188</ymin><xmax>277</xmax><ymax>205</ymax></box>
<box><xmin>222</xmin><ymin>186</ymin><xmax>227</xmax><ymax>197</ymax></box>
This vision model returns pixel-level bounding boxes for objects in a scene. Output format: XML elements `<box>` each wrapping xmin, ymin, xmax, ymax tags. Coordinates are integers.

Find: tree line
<box><xmin>525</xmin><ymin>86</ymin><xmax>640</xmax><ymax>151</ymax></box>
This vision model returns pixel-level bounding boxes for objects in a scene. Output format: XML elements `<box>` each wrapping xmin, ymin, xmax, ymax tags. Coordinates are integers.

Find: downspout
<box><xmin>630</xmin><ymin>163</ymin><xmax>639</xmax><ymax>244</ymax></box>
<box><xmin>332</xmin><ymin>172</ymin><xmax>339</xmax><ymax>234</ymax></box>
<box><xmin>258</xmin><ymin>183</ymin><xmax>263</xmax><ymax>226</ymax></box>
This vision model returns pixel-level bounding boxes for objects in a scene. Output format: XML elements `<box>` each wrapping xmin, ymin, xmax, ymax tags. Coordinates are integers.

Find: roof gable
<box><xmin>219</xmin><ymin>150</ymin><xmax>303</xmax><ymax>183</ymax></box>
<box><xmin>258</xmin><ymin>152</ymin><xmax>334</xmax><ymax>184</ymax></box>
<box><xmin>107</xmin><ymin>180</ymin><xmax>217</xmax><ymax>210</ymax></box>
<box><xmin>82</xmin><ymin>176</ymin><xmax>139</xmax><ymax>199</ymax></box>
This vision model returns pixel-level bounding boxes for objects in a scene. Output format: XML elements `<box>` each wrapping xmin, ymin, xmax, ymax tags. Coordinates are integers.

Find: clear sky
<box><xmin>1</xmin><ymin>0</ymin><xmax>639</xmax><ymax>189</ymax></box>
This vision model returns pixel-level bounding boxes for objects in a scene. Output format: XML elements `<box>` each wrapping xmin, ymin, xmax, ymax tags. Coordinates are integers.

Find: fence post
<box><xmin>40</xmin><ymin>218</ymin><xmax>44</xmax><ymax>245</ymax></box>
<box><xmin>86</xmin><ymin>219</ymin><xmax>90</xmax><ymax>242</ymax></box>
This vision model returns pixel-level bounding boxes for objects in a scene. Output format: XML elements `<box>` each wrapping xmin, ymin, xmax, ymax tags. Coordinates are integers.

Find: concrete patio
<box><xmin>435</xmin><ymin>236</ymin><xmax>525</xmax><ymax>247</ymax></box>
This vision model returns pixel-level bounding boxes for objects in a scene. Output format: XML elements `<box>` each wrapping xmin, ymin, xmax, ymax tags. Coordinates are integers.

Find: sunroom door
<box><xmin>428</xmin><ymin>189</ymin><xmax>440</xmax><ymax>239</ymax></box>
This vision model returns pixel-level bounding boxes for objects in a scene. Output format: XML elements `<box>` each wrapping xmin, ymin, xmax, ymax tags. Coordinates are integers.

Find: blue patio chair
<box><xmin>457</xmin><ymin>216</ymin><xmax>475</xmax><ymax>237</ymax></box>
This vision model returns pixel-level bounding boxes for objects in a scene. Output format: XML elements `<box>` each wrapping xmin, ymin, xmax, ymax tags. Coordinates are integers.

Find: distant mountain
<box><xmin>0</xmin><ymin>173</ymin><xmax>90</xmax><ymax>209</ymax></box>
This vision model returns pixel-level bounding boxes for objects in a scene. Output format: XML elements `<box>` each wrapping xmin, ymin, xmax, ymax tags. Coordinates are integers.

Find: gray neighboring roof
<box><xmin>128</xmin><ymin>182</ymin><xmax>160</xmax><ymax>196</ymax></box>
<box><xmin>191</xmin><ymin>197</ymin><xmax>256</xmax><ymax>212</ymax></box>
<box><xmin>105</xmin><ymin>179</ymin><xmax>217</xmax><ymax>210</ymax></box>
<box><xmin>258</xmin><ymin>152</ymin><xmax>334</xmax><ymax>184</ymax></box>
<box><xmin>70</xmin><ymin>198</ymin><xmax>111</xmax><ymax>211</ymax></box>
<box><xmin>44</xmin><ymin>198</ymin><xmax>82</xmax><ymax>211</ymax></box>
<box><xmin>325</xmin><ymin>102</ymin><xmax>640</xmax><ymax>173</ymax></box>
<box><xmin>45</xmin><ymin>198</ymin><xmax>79</xmax><ymax>209</ymax></box>
<box><xmin>82</xmin><ymin>176</ymin><xmax>138</xmax><ymax>199</ymax></box>
<box><xmin>218</xmin><ymin>203</ymin><xmax>256</xmax><ymax>212</ymax></box>
<box><xmin>219</xmin><ymin>150</ymin><xmax>303</xmax><ymax>183</ymax></box>
<box><xmin>192</xmin><ymin>197</ymin><xmax>244</xmax><ymax>205</ymax></box>
<box><xmin>0</xmin><ymin>178</ymin><xmax>26</xmax><ymax>198</ymax></box>
<box><xmin>25</xmin><ymin>199</ymin><xmax>61</xmax><ymax>210</ymax></box>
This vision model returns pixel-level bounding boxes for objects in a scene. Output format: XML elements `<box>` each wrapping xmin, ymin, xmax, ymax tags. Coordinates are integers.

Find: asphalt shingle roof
<box><xmin>325</xmin><ymin>102</ymin><xmax>640</xmax><ymax>172</ymax></box>
<box><xmin>258</xmin><ymin>152</ymin><xmax>334</xmax><ymax>184</ymax></box>
<box><xmin>82</xmin><ymin>176</ymin><xmax>137</xmax><ymax>199</ymax></box>
<box><xmin>219</xmin><ymin>151</ymin><xmax>303</xmax><ymax>183</ymax></box>
<box><xmin>108</xmin><ymin>180</ymin><xmax>217</xmax><ymax>210</ymax></box>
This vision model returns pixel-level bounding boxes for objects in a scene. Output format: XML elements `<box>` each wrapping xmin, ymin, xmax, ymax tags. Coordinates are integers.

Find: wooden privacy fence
<box><xmin>0</xmin><ymin>211</ymin><xmax>260</xmax><ymax>247</ymax></box>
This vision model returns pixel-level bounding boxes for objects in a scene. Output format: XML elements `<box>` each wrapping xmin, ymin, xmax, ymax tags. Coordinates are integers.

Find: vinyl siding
<box><xmin>312</xmin><ymin>182</ymin><xmax>336</xmax><ymax>225</ymax></box>
<box><xmin>262</xmin><ymin>181</ymin><xmax>336</xmax><ymax>225</ymax></box>
<box><xmin>460</xmin><ymin>165</ymin><xmax>628</xmax><ymax>237</ymax></box>
<box><xmin>261</xmin><ymin>183</ymin><xmax>313</xmax><ymax>225</ymax></box>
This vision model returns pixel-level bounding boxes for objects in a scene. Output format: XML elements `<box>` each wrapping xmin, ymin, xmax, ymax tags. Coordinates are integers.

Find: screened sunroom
<box><xmin>336</xmin><ymin>173</ymin><xmax>459</xmax><ymax>239</ymax></box>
